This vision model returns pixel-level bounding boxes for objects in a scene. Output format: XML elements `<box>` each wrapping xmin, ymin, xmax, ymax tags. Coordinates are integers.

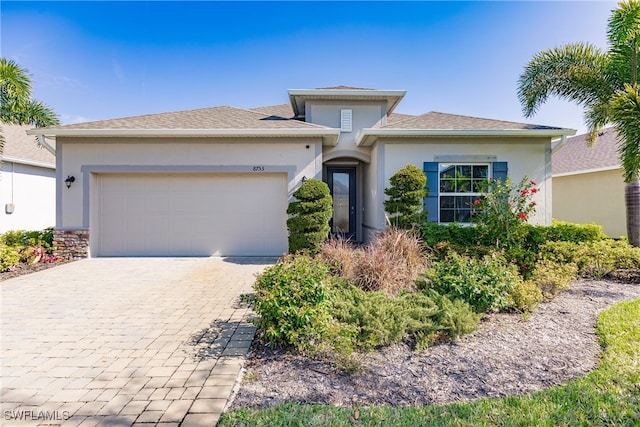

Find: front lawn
<box><xmin>223</xmin><ymin>297</ymin><xmax>640</xmax><ymax>426</ymax></box>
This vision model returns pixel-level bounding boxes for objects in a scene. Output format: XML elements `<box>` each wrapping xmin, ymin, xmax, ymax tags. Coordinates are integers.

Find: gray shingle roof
<box><xmin>251</xmin><ymin>104</ymin><xmax>417</xmax><ymax>125</ymax></box>
<box><xmin>380</xmin><ymin>111</ymin><xmax>566</xmax><ymax>131</ymax></box>
<box><xmin>1</xmin><ymin>124</ymin><xmax>55</xmax><ymax>166</ymax></box>
<box><xmin>48</xmin><ymin>106</ymin><xmax>331</xmax><ymax>131</ymax></box>
<box><xmin>552</xmin><ymin>127</ymin><xmax>620</xmax><ymax>175</ymax></box>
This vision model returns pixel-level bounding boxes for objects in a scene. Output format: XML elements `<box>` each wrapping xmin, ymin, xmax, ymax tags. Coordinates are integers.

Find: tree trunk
<box><xmin>626</xmin><ymin>180</ymin><xmax>640</xmax><ymax>247</ymax></box>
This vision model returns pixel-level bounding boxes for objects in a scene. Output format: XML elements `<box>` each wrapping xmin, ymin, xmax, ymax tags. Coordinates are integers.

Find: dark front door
<box><xmin>326</xmin><ymin>167</ymin><xmax>356</xmax><ymax>240</ymax></box>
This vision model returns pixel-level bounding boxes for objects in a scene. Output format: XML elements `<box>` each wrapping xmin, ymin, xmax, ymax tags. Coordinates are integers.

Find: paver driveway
<box><xmin>1</xmin><ymin>257</ymin><xmax>274</xmax><ymax>427</ymax></box>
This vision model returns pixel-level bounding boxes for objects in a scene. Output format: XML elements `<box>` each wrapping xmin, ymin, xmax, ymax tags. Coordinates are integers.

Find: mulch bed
<box><xmin>230</xmin><ymin>277</ymin><xmax>640</xmax><ymax>409</ymax></box>
<box><xmin>0</xmin><ymin>261</ymin><xmax>69</xmax><ymax>281</ymax></box>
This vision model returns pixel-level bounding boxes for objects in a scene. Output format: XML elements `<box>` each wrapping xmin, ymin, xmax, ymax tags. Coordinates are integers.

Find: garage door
<box><xmin>94</xmin><ymin>173</ymin><xmax>288</xmax><ymax>256</ymax></box>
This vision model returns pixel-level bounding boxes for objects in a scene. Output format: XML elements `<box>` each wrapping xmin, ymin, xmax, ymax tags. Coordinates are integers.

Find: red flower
<box><xmin>521</xmin><ymin>189</ymin><xmax>528</xmax><ymax>196</ymax></box>
<box><xmin>531</xmin><ymin>201</ymin><xmax>537</xmax><ymax>206</ymax></box>
<box><xmin>473</xmin><ymin>199</ymin><xmax>481</xmax><ymax>205</ymax></box>
<box><xmin>518</xmin><ymin>212</ymin><xmax>527</xmax><ymax>220</ymax></box>
<box><xmin>531</xmin><ymin>188</ymin><xmax>538</xmax><ymax>194</ymax></box>
<box><xmin>530</xmin><ymin>180</ymin><xmax>537</xmax><ymax>186</ymax></box>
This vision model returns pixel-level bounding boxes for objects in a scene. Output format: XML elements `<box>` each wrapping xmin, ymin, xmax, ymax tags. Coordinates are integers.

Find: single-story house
<box><xmin>28</xmin><ymin>86</ymin><xmax>574</xmax><ymax>258</ymax></box>
<box><xmin>552</xmin><ymin>127</ymin><xmax>626</xmax><ymax>238</ymax></box>
<box><xmin>0</xmin><ymin>124</ymin><xmax>56</xmax><ymax>234</ymax></box>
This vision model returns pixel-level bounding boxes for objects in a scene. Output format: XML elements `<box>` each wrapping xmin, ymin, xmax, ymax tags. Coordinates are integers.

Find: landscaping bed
<box><xmin>230</xmin><ymin>277</ymin><xmax>640</xmax><ymax>409</ymax></box>
<box><xmin>0</xmin><ymin>259</ymin><xmax>67</xmax><ymax>281</ymax></box>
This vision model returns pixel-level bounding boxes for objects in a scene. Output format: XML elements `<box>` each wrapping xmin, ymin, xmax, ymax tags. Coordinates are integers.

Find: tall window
<box><xmin>438</xmin><ymin>163</ymin><xmax>489</xmax><ymax>223</ymax></box>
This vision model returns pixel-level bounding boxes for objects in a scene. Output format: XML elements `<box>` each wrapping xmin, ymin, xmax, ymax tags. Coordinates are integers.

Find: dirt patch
<box><xmin>230</xmin><ymin>279</ymin><xmax>640</xmax><ymax>409</ymax></box>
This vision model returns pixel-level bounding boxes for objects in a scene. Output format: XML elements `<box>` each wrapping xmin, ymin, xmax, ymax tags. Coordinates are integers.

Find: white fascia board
<box><xmin>0</xmin><ymin>155</ymin><xmax>56</xmax><ymax>169</ymax></box>
<box><xmin>356</xmin><ymin>128</ymin><xmax>577</xmax><ymax>146</ymax></box>
<box><xmin>553</xmin><ymin>165</ymin><xmax>622</xmax><ymax>178</ymax></box>
<box><xmin>27</xmin><ymin>128</ymin><xmax>341</xmax><ymax>146</ymax></box>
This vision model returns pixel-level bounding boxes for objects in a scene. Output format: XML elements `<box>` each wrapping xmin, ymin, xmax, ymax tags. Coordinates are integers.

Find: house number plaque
<box><xmin>252</xmin><ymin>166</ymin><xmax>265</xmax><ymax>171</ymax></box>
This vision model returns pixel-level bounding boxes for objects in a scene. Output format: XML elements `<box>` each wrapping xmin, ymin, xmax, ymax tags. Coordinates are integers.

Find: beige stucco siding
<box><xmin>553</xmin><ymin>168</ymin><xmax>626</xmax><ymax>238</ymax></box>
<box><xmin>380</xmin><ymin>137</ymin><xmax>552</xmax><ymax>229</ymax></box>
<box><xmin>57</xmin><ymin>137</ymin><xmax>322</xmax><ymax>230</ymax></box>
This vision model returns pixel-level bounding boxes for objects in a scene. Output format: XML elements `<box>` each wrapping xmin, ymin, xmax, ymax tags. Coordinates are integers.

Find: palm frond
<box><xmin>610</xmin><ymin>83</ymin><xmax>640</xmax><ymax>182</ymax></box>
<box><xmin>0</xmin><ymin>58</ymin><xmax>32</xmax><ymax>105</ymax></box>
<box><xmin>517</xmin><ymin>43</ymin><xmax>614</xmax><ymax>118</ymax></box>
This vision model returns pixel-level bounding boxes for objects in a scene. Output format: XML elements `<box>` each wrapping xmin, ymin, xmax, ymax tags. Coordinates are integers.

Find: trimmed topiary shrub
<box><xmin>286</xmin><ymin>179</ymin><xmax>333</xmax><ymax>254</ymax></box>
<box><xmin>384</xmin><ymin>164</ymin><xmax>428</xmax><ymax>229</ymax></box>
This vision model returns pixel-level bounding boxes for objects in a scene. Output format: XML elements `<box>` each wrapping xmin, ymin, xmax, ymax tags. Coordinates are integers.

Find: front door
<box><xmin>326</xmin><ymin>167</ymin><xmax>356</xmax><ymax>240</ymax></box>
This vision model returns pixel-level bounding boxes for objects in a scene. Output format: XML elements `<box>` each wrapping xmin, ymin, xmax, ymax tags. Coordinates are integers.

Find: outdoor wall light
<box><xmin>65</xmin><ymin>175</ymin><xmax>76</xmax><ymax>189</ymax></box>
<box><xmin>301</xmin><ymin>176</ymin><xmax>307</xmax><ymax>184</ymax></box>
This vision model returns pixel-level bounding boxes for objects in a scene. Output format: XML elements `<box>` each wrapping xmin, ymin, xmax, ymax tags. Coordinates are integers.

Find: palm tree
<box><xmin>0</xmin><ymin>58</ymin><xmax>60</xmax><ymax>154</ymax></box>
<box><xmin>518</xmin><ymin>0</ymin><xmax>640</xmax><ymax>246</ymax></box>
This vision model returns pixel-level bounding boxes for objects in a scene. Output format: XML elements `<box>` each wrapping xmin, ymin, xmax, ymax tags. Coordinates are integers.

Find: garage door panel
<box><xmin>95</xmin><ymin>173</ymin><xmax>287</xmax><ymax>256</ymax></box>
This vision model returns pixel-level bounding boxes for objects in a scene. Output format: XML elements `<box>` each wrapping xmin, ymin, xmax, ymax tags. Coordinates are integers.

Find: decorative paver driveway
<box><xmin>1</xmin><ymin>257</ymin><xmax>274</xmax><ymax>427</ymax></box>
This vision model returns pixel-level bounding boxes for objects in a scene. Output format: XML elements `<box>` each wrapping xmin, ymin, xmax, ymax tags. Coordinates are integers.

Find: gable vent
<box><xmin>340</xmin><ymin>109</ymin><xmax>352</xmax><ymax>132</ymax></box>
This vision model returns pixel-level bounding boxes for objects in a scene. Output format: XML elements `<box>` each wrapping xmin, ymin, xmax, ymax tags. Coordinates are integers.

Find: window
<box><xmin>438</xmin><ymin>163</ymin><xmax>489</xmax><ymax>223</ymax></box>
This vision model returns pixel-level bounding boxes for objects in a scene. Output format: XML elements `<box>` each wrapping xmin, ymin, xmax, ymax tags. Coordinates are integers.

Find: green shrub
<box><xmin>0</xmin><ymin>227</ymin><xmax>54</xmax><ymax>251</ymax></box>
<box><xmin>253</xmin><ymin>255</ymin><xmax>331</xmax><ymax>350</ymax></box>
<box><xmin>419</xmin><ymin>252</ymin><xmax>521</xmax><ymax>313</ymax></box>
<box><xmin>286</xmin><ymin>179</ymin><xmax>333</xmax><ymax>254</ymax></box>
<box><xmin>0</xmin><ymin>244</ymin><xmax>20</xmax><ymax>272</ymax></box>
<box><xmin>421</xmin><ymin>222</ymin><xmax>484</xmax><ymax>248</ymax></box>
<box><xmin>510</xmin><ymin>280</ymin><xmax>544</xmax><ymax>312</ymax></box>
<box><xmin>384</xmin><ymin>164</ymin><xmax>427</xmax><ymax>229</ymax></box>
<box><xmin>540</xmin><ymin>239</ymin><xmax>640</xmax><ymax>278</ymax></box>
<box><xmin>330</xmin><ymin>284</ymin><xmax>479</xmax><ymax>352</ymax></box>
<box><xmin>544</xmin><ymin>220</ymin><xmax>608</xmax><ymax>242</ymax></box>
<box><xmin>530</xmin><ymin>259</ymin><xmax>578</xmax><ymax>299</ymax></box>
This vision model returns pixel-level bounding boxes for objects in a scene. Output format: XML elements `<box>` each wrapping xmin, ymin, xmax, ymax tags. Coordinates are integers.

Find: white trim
<box><xmin>0</xmin><ymin>155</ymin><xmax>55</xmax><ymax>169</ymax></box>
<box><xmin>356</xmin><ymin>128</ymin><xmax>577</xmax><ymax>146</ymax></box>
<box><xmin>26</xmin><ymin>128</ymin><xmax>341</xmax><ymax>146</ymax></box>
<box><xmin>37</xmin><ymin>135</ymin><xmax>57</xmax><ymax>156</ymax></box>
<box><xmin>553</xmin><ymin>165</ymin><xmax>622</xmax><ymax>178</ymax></box>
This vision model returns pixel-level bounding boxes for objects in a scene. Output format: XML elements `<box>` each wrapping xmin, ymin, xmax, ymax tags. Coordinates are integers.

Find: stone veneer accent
<box><xmin>53</xmin><ymin>229</ymin><xmax>90</xmax><ymax>260</ymax></box>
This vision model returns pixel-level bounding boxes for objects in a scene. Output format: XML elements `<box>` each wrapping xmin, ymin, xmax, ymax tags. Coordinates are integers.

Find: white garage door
<box><xmin>94</xmin><ymin>173</ymin><xmax>288</xmax><ymax>256</ymax></box>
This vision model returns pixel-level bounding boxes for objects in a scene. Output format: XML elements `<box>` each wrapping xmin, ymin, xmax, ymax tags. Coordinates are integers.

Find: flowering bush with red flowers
<box><xmin>471</xmin><ymin>177</ymin><xmax>539</xmax><ymax>249</ymax></box>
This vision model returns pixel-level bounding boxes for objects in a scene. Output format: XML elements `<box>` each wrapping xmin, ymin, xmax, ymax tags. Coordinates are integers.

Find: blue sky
<box><xmin>1</xmin><ymin>1</ymin><xmax>616</xmax><ymax>134</ymax></box>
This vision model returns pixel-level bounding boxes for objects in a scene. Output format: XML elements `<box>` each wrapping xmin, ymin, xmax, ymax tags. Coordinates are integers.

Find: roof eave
<box><xmin>356</xmin><ymin>128</ymin><xmax>577</xmax><ymax>146</ymax></box>
<box><xmin>0</xmin><ymin>155</ymin><xmax>56</xmax><ymax>169</ymax></box>
<box><xmin>26</xmin><ymin>128</ymin><xmax>341</xmax><ymax>146</ymax></box>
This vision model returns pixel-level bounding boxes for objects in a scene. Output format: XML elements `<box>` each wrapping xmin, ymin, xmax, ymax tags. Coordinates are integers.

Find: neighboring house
<box><xmin>28</xmin><ymin>86</ymin><xmax>574</xmax><ymax>258</ymax></box>
<box><xmin>0</xmin><ymin>124</ymin><xmax>56</xmax><ymax>234</ymax></box>
<box><xmin>552</xmin><ymin>127</ymin><xmax>626</xmax><ymax>238</ymax></box>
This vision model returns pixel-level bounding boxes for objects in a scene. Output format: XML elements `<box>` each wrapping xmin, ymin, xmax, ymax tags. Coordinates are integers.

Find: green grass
<box><xmin>220</xmin><ymin>298</ymin><xmax>640</xmax><ymax>426</ymax></box>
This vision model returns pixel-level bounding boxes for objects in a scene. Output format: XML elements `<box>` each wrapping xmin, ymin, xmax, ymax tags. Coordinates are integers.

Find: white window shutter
<box><xmin>340</xmin><ymin>109</ymin><xmax>352</xmax><ymax>132</ymax></box>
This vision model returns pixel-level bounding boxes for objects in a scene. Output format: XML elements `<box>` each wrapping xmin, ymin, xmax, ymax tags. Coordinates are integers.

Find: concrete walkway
<box><xmin>1</xmin><ymin>257</ymin><xmax>274</xmax><ymax>426</ymax></box>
